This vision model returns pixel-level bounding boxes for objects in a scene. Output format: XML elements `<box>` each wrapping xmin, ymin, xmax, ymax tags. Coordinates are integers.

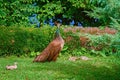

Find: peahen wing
<box><xmin>47</xmin><ymin>40</ymin><xmax>62</xmax><ymax>61</ymax></box>
<box><xmin>33</xmin><ymin>39</ymin><xmax>63</xmax><ymax>62</ymax></box>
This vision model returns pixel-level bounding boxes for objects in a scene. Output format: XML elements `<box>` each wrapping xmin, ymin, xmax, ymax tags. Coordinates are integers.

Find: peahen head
<box><xmin>55</xmin><ymin>22</ymin><xmax>61</xmax><ymax>37</ymax></box>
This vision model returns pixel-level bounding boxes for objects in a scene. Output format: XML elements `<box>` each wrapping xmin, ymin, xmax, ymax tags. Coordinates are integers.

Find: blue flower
<box><xmin>28</xmin><ymin>14</ymin><xmax>40</xmax><ymax>27</ymax></box>
<box><xmin>49</xmin><ymin>19</ymin><xmax>54</xmax><ymax>26</ymax></box>
<box><xmin>70</xmin><ymin>20</ymin><xmax>75</xmax><ymax>26</ymax></box>
<box><xmin>77</xmin><ymin>22</ymin><xmax>82</xmax><ymax>27</ymax></box>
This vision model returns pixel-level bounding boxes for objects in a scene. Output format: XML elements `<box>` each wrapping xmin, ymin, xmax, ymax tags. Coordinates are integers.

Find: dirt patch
<box><xmin>64</xmin><ymin>27</ymin><xmax>117</xmax><ymax>35</ymax></box>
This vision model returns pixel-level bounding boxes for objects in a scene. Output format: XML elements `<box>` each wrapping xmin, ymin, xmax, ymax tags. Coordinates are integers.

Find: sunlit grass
<box><xmin>0</xmin><ymin>56</ymin><xmax>120</xmax><ymax>80</ymax></box>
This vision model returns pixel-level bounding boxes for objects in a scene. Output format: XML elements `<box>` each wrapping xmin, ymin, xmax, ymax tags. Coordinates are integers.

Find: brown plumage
<box><xmin>33</xmin><ymin>23</ymin><xmax>64</xmax><ymax>62</ymax></box>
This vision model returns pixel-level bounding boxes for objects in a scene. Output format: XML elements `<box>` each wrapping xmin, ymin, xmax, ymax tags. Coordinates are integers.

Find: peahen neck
<box><xmin>54</xmin><ymin>22</ymin><xmax>62</xmax><ymax>39</ymax></box>
<box><xmin>55</xmin><ymin>27</ymin><xmax>60</xmax><ymax>37</ymax></box>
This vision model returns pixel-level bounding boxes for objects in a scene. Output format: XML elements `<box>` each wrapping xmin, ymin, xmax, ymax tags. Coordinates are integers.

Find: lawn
<box><xmin>0</xmin><ymin>56</ymin><xmax>120</xmax><ymax>80</ymax></box>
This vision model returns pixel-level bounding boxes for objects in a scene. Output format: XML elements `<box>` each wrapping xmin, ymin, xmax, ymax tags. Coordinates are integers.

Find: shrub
<box><xmin>63</xmin><ymin>27</ymin><xmax>119</xmax><ymax>57</ymax></box>
<box><xmin>0</xmin><ymin>26</ymin><xmax>55</xmax><ymax>56</ymax></box>
<box><xmin>111</xmin><ymin>32</ymin><xmax>120</xmax><ymax>56</ymax></box>
<box><xmin>0</xmin><ymin>26</ymin><xmax>119</xmax><ymax>57</ymax></box>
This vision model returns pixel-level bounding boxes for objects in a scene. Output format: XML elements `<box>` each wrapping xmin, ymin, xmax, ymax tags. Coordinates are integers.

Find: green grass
<box><xmin>0</xmin><ymin>56</ymin><xmax>120</xmax><ymax>80</ymax></box>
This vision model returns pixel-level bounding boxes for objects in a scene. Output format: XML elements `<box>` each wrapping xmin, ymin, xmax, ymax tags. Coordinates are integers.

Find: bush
<box><xmin>0</xmin><ymin>26</ymin><xmax>55</xmax><ymax>56</ymax></box>
<box><xmin>0</xmin><ymin>26</ymin><xmax>119</xmax><ymax>57</ymax></box>
<box><xmin>63</xmin><ymin>27</ymin><xmax>119</xmax><ymax>57</ymax></box>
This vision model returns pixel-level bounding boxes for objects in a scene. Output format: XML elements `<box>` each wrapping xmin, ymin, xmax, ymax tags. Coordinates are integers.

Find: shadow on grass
<box><xmin>33</xmin><ymin>60</ymin><xmax>120</xmax><ymax>80</ymax></box>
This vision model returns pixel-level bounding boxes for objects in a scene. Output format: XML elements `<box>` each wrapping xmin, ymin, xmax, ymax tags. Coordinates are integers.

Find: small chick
<box><xmin>69</xmin><ymin>56</ymin><xmax>79</xmax><ymax>61</ymax></box>
<box><xmin>69</xmin><ymin>56</ymin><xmax>90</xmax><ymax>61</ymax></box>
<box><xmin>79</xmin><ymin>56</ymin><xmax>89</xmax><ymax>61</ymax></box>
<box><xmin>6</xmin><ymin>62</ymin><xmax>17</xmax><ymax>70</ymax></box>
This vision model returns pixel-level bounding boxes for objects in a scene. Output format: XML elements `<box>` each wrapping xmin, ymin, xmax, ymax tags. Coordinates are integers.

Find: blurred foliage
<box><xmin>85</xmin><ymin>0</ymin><xmax>120</xmax><ymax>26</ymax></box>
<box><xmin>0</xmin><ymin>0</ymin><xmax>63</xmax><ymax>26</ymax></box>
<box><xmin>0</xmin><ymin>26</ymin><xmax>120</xmax><ymax>57</ymax></box>
<box><xmin>1</xmin><ymin>0</ymin><xmax>120</xmax><ymax>27</ymax></box>
<box><xmin>85</xmin><ymin>34</ymin><xmax>116</xmax><ymax>57</ymax></box>
<box><xmin>63</xmin><ymin>29</ymin><xmax>120</xmax><ymax>57</ymax></box>
<box><xmin>110</xmin><ymin>17</ymin><xmax>120</xmax><ymax>31</ymax></box>
<box><xmin>0</xmin><ymin>26</ymin><xmax>55</xmax><ymax>56</ymax></box>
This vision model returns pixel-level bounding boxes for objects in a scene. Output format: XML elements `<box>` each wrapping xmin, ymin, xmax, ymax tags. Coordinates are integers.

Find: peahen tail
<box><xmin>33</xmin><ymin>52</ymin><xmax>49</xmax><ymax>62</ymax></box>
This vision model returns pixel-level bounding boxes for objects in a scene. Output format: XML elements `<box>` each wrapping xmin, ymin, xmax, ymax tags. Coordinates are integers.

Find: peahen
<box><xmin>33</xmin><ymin>23</ymin><xmax>64</xmax><ymax>62</ymax></box>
